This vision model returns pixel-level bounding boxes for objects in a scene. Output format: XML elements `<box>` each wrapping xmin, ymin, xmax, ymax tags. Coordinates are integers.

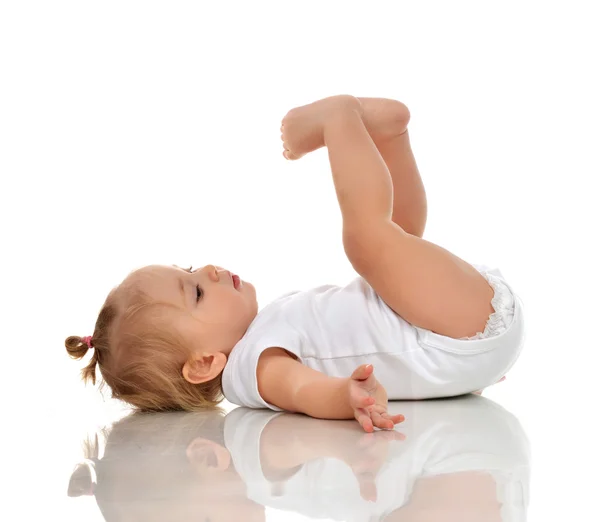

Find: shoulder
<box><xmin>258</xmin><ymin>347</ymin><xmax>299</xmax><ymax>367</ymax></box>
<box><xmin>256</xmin><ymin>347</ymin><xmax>302</xmax><ymax>412</ymax></box>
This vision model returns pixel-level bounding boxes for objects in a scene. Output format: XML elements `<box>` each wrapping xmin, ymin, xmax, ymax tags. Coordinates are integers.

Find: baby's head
<box><xmin>65</xmin><ymin>264</ymin><xmax>258</xmax><ymax>411</ymax></box>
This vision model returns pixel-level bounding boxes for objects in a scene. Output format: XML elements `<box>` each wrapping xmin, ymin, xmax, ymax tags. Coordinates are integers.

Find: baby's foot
<box><xmin>280</xmin><ymin>94</ymin><xmax>361</xmax><ymax>160</ymax></box>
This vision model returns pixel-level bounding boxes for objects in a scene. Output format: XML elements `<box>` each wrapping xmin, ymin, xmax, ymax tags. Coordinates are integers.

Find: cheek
<box><xmin>229</xmin><ymin>294</ymin><xmax>247</xmax><ymax>313</ymax></box>
<box><xmin>213</xmin><ymin>292</ymin><xmax>244</xmax><ymax>317</ymax></box>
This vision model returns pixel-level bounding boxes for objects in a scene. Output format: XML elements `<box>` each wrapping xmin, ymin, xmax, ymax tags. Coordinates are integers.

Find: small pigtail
<box><xmin>65</xmin><ymin>336</ymin><xmax>91</xmax><ymax>359</ymax></box>
<box><xmin>65</xmin><ymin>336</ymin><xmax>98</xmax><ymax>385</ymax></box>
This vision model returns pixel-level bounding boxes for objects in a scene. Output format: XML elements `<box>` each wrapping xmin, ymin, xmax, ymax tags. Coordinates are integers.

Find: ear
<box><xmin>186</xmin><ymin>437</ymin><xmax>231</xmax><ymax>472</ymax></box>
<box><xmin>182</xmin><ymin>352</ymin><xmax>227</xmax><ymax>384</ymax></box>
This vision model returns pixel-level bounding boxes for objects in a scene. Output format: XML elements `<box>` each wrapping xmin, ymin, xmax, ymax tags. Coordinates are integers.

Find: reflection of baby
<box><xmin>69</xmin><ymin>395</ymin><xmax>529</xmax><ymax>522</ymax></box>
<box><xmin>227</xmin><ymin>395</ymin><xmax>530</xmax><ymax>522</ymax></box>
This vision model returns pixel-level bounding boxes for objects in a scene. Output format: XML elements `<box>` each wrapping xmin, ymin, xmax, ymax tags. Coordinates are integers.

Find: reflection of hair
<box><xmin>68</xmin><ymin>411</ymin><xmax>226</xmax><ymax>521</ymax></box>
<box><xmin>68</xmin><ymin>435</ymin><xmax>100</xmax><ymax>497</ymax></box>
<box><xmin>65</xmin><ymin>278</ymin><xmax>223</xmax><ymax>411</ymax></box>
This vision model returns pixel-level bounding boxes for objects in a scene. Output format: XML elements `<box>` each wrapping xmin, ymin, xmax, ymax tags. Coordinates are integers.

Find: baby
<box><xmin>66</xmin><ymin>95</ymin><xmax>526</xmax><ymax>432</ymax></box>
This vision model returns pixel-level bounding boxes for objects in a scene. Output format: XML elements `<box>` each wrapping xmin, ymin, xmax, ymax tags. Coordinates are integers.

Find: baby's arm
<box><xmin>257</xmin><ymin>348</ymin><xmax>404</xmax><ymax>432</ymax></box>
<box><xmin>257</xmin><ymin>348</ymin><xmax>354</xmax><ymax>419</ymax></box>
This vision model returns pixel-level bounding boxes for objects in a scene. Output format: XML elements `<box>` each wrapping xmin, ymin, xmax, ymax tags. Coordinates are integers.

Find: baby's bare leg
<box><xmin>282</xmin><ymin>96</ymin><xmax>427</xmax><ymax>237</ymax></box>
<box><xmin>323</xmin><ymin>108</ymin><xmax>395</xmax><ymax>226</ymax></box>
<box><xmin>359</xmin><ymin>98</ymin><xmax>427</xmax><ymax>238</ymax></box>
<box><xmin>320</xmin><ymin>105</ymin><xmax>494</xmax><ymax>339</ymax></box>
<box><xmin>381</xmin><ymin>130</ymin><xmax>427</xmax><ymax>238</ymax></box>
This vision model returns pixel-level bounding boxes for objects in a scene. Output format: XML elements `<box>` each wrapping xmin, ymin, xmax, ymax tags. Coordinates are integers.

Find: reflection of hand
<box><xmin>345</xmin><ymin>430</ymin><xmax>406</xmax><ymax>502</ymax></box>
<box><xmin>349</xmin><ymin>364</ymin><xmax>405</xmax><ymax>432</ymax></box>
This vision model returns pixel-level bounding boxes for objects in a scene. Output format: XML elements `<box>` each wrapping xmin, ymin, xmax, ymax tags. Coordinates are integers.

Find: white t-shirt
<box><xmin>222</xmin><ymin>269</ymin><xmax>525</xmax><ymax>410</ymax></box>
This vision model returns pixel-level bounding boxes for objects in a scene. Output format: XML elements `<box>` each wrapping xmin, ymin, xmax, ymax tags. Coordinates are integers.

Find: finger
<box><xmin>351</xmin><ymin>364</ymin><xmax>374</xmax><ymax>382</ymax></box>
<box><xmin>388</xmin><ymin>413</ymin><xmax>406</xmax><ymax>425</ymax></box>
<box><xmin>497</xmin><ymin>376</ymin><xmax>507</xmax><ymax>383</ymax></box>
<box><xmin>350</xmin><ymin>391</ymin><xmax>375</xmax><ymax>410</ymax></box>
<box><xmin>371</xmin><ymin>411</ymin><xmax>394</xmax><ymax>430</ymax></box>
<box><xmin>371</xmin><ymin>411</ymin><xmax>405</xmax><ymax>430</ymax></box>
<box><xmin>371</xmin><ymin>406</ymin><xmax>405</xmax><ymax>425</ymax></box>
<box><xmin>381</xmin><ymin>412</ymin><xmax>405</xmax><ymax>425</ymax></box>
<box><xmin>355</xmin><ymin>409</ymin><xmax>374</xmax><ymax>433</ymax></box>
<box><xmin>350</xmin><ymin>385</ymin><xmax>376</xmax><ymax>408</ymax></box>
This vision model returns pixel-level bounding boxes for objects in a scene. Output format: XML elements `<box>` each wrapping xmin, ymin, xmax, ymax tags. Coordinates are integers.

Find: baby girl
<box><xmin>66</xmin><ymin>95</ymin><xmax>525</xmax><ymax>432</ymax></box>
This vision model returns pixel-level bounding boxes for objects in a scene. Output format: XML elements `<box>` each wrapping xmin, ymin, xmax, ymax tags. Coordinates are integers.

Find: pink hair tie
<box><xmin>82</xmin><ymin>336</ymin><xmax>94</xmax><ymax>349</ymax></box>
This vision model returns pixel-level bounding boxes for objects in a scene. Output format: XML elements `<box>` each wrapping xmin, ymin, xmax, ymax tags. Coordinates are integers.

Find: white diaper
<box><xmin>459</xmin><ymin>266</ymin><xmax>516</xmax><ymax>341</ymax></box>
<box><xmin>410</xmin><ymin>263</ymin><xmax>526</xmax><ymax>396</ymax></box>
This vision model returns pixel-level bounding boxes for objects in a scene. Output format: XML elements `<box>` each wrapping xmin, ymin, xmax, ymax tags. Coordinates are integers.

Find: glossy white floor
<box><xmin>13</xmin><ymin>360</ymin><xmax>598</xmax><ymax>522</ymax></box>
<box><xmin>64</xmin><ymin>395</ymin><xmax>531</xmax><ymax>522</ymax></box>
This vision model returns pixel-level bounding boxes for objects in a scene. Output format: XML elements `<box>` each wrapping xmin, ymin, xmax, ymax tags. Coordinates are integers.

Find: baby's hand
<box><xmin>348</xmin><ymin>364</ymin><xmax>405</xmax><ymax>433</ymax></box>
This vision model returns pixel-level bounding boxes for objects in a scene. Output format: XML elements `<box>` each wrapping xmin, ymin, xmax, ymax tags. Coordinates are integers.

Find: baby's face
<box><xmin>126</xmin><ymin>264</ymin><xmax>258</xmax><ymax>355</ymax></box>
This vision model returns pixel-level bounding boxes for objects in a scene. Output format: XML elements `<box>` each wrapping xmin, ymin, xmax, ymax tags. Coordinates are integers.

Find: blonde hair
<box><xmin>65</xmin><ymin>283</ymin><xmax>224</xmax><ymax>411</ymax></box>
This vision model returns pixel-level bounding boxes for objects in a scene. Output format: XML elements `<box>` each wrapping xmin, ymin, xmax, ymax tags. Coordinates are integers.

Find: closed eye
<box><xmin>187</xmin><ymin>268</ymin><xmax>203</xmax><ymax>302</ymax></box>
<box><xmin>177</xmin><ymin>266</ymin><xmax>202</xmax><ymax>301</ymax></box>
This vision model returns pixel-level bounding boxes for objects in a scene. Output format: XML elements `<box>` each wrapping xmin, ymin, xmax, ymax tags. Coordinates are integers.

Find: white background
<box><xmin>1</xmin><ymin>1</ymin><xmax>599</xmax><ymax>520</ymax></box>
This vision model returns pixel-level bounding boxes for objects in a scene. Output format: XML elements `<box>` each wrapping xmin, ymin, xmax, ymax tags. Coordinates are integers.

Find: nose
<box><xmin>205</xmin><ymin>265</ymin><xmax>227</xmax><ymax>282</ymax></box>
